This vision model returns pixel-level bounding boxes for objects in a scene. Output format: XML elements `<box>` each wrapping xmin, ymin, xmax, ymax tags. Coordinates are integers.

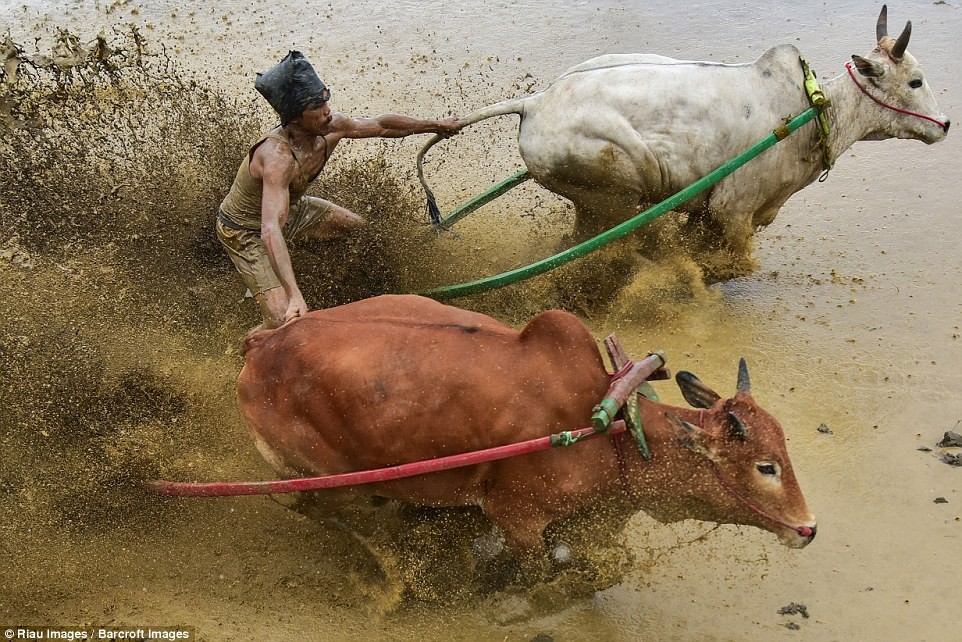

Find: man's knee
<box><xmin>329</xmin><ymin>205</ymin><xmax>365</xmax><ymax>232</ymax></box>
<box><xmin>301</xmin><ymin>206</ymin><xmax>364</xmax><ymax>241</ymax></box>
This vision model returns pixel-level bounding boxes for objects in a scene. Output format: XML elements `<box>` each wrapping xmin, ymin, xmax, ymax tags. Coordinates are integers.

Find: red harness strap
<box><xmin>609</xmin><ymin>358</ymin><xmax>635</xmax><ymax>381</ymax></box>
<box><xmin>708</xmin><ymin>462</ymin><xmax>815</xmax><ymax>539</ymax></box>
<box><xmin>609</xmin><ymin>357</ymin><xmax>643</xmax><ymax>500</ymax></box>
<box><xmin>612</xmin><ymin>429</ymin><xmax>637</xmax><ymax>502</ymax></box>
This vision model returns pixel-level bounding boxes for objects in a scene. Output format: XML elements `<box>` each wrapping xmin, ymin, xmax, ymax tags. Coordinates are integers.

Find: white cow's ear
<box><xmin>851</xmin><ymin>55</ymin><xmax>885</xmax><ymax>78</ymax></box>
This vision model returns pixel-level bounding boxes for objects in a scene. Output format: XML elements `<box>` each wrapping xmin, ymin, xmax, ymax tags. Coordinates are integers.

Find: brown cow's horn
<box><xmin>891</xmin><ymin>21</ymin><xmax>911</xmax><ymax>60</ymax></box>
<box><xmin>737</xmin><ymin>358</ymin><xmax>751</xmax><ymax>393</ymax></box>
<box><xmin>876</xmin><ymin>4</ymin><xmax>888</xmax><ymax>42</ymax></box>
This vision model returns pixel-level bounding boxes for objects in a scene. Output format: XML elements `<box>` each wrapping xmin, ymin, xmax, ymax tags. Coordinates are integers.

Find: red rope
<box><xmin>845</xmin><ymin>63</ymin><xmax>948</xmax><ymax>131</ymax></box>
<box><xmin>710</xmin><ymin>463</ymin><xmax>814</xmax><ymax>538</ymax></box>
<box><xmin>611</xmin><ymin>430</ymin><xmax>639</xmax><ymax>503</ymax></box>
<box><xmin>148</xmin><ymin>420</ymin><xmax>629</xmax><ymax>497</ymax></box>
<box><xmin>609</xmin><ymin>359</ymin><xmax>635</xmax><ymax>381</ymax></box>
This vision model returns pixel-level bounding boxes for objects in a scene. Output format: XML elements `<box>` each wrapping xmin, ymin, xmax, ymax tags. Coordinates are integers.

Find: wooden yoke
<box><xmin>601</xmin><ymin>334</ymin><xmax>671</xmax><ymax>460</ymax></box>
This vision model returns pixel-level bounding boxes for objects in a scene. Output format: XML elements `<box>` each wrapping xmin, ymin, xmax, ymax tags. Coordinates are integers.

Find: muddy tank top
<box><xmin>219</xmin><ymin>129</ymin><xmax>320</xmax><ymax>230</ymax></box>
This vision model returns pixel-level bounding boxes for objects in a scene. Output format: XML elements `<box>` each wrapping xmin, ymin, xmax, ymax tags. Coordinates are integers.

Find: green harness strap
<box><xmin>549</xmin><ymin>379</ymin><xmax>659</xmax><ymax>452</ymax></box>
<box><xmin>800</xmin><ymin>55</ymin><xmax>832</xmax><ymax>172</ymax></box>
<box><xmin>626</xmin><ymin>381</ymin><xmax>658</xmax><ymax>460</ymax></box>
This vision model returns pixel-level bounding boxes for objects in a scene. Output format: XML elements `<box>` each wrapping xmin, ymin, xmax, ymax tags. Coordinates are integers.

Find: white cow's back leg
<box><xmin>568</xmin><ymin>191</ymin><xmax>642</xmax><ymax>241</ymax></box>
<box><xmin>682</xmin><ymin>202</ymin><xmax>759</xmax><ymax>280</ymax></box>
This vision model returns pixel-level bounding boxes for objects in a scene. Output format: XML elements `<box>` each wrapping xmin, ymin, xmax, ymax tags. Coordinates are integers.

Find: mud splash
<box><xmin>0</xmin><ymin>28</ymin><xmax>729</xmax><ymax>624</ymax></box>
<box><xmin>0</xmin><ymin>29</ymin><xmax>491</xmax><ymax>615</ymax></box>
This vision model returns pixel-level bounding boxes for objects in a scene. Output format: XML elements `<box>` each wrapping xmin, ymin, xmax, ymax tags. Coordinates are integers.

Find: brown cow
<box><xmin>237</xmin><ymin>294</ymin><xmax>815</xmax><ymax>578</ymax></box>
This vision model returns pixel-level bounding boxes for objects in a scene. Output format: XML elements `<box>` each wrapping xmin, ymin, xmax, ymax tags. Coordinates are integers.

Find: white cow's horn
<box><xmin>891</xmin><ymin>21</ymin><xmax>911</xmax><ymax>60</ymax></box>
<box><xmin>876</xmin><ymin>4</ymin><xmax>888</xmax><ymax>42</ymax></box>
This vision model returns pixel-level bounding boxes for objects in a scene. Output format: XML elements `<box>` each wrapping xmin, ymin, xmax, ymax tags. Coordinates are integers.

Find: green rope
<box><xmin>420</xmin><ymin>106</ymin><xmax>819</xmax><ymax>301</ymax></box>
<box><xmin>439</xmin><ymin>169</ymin><xmax>531</xmax><ymax>228</ymax></box>
<box><xmin>630</xmin><ymin>382</ymin><xmax>660</xmax><ymax>460</ymax></box>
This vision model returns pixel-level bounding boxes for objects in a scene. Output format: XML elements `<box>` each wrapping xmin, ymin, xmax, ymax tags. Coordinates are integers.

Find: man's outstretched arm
<box><xmin>330</xmin><ymin>113</ymin><xmax>462</xmax><ymax>139</ymax></box>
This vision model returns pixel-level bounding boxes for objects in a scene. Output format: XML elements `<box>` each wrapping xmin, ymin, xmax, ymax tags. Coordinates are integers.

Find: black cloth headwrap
<box><xmin>255</xmin><ymin>51</ymin><xmax>331</xmax><ymax>125</ymax></box>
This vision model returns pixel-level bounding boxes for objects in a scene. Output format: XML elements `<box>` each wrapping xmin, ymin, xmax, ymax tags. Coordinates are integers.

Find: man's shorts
<box><xmin>216</xmin><ymin>195</ymin><xmax>335</xmax><ymax>297</ymax></box>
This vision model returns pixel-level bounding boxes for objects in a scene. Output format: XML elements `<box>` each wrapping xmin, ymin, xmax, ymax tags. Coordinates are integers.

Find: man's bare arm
<box><xmin>330</xmin><ymin>113</ymin><xmax>461</xmax><ymax>139</ymax></box>
<box><xmin>253</xmin><ymin>142</ymin><xmax>309</xmax><ymax>321</ymax></box>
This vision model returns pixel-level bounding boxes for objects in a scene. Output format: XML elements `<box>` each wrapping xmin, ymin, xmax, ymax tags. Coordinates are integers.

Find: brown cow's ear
<box><xmin>675</xmin><ymin>371</ymin><xmax>721</xmax><ymax>409</ymax></box>
<box><xmin>665</xmin><ymin>412</ymin><xmax>716</xmax><ymax>460</ymax></box>
<box><xmin>852</xmin><ymin>55</ymin><xmax>885</xmax><ymax>78</ymax></box>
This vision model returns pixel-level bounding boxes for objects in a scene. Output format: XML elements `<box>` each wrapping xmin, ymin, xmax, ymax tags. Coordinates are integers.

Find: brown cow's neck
<box><xmin>612</xmin><ymin>395</ymin><xmax>712</xmax><ymax>521</ymax></box>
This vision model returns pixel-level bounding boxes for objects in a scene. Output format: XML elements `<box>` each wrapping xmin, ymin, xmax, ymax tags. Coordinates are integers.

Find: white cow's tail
<box><xmin>417</xmin><ymin>97</ymin><xmax>526</xmax><ymax>230</ymax></box>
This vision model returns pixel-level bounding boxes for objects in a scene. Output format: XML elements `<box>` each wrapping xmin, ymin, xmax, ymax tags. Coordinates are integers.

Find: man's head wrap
<box><xmin>255</xmin><ymin>51</ymin><xmax>331</xmax><ymax>125</ymax></box>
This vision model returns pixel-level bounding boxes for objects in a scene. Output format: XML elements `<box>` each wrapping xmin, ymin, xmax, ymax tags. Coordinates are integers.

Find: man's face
<box><xmin>301</xmin><ymin>101</ymin><xmax>333</xmax><ymax>133</ymax></box>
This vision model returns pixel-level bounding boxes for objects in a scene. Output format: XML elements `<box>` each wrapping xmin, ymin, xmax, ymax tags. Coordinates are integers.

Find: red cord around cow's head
<box><xmin>845</xmin><ymin>62</ymin><xmax>949</xmax><ymax>132</ymax></box>
<box><xmin>708</xmin><ymin>461</ymin><xmax>815</xmax><ymax>539</ymax></box>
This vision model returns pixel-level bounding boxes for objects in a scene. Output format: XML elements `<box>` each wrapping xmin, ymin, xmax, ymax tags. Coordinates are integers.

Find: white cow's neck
<box><xmin>820</xmin><ymin>68</ymin><xmax>886</xmax><ymax>166</ymax></box>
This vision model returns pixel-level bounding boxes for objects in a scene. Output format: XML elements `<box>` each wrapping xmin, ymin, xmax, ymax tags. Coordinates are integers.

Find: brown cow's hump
<box><xmin>520</xmin><ymin>308</ymin><xmax>593</xmax><ymax>345</ymax></box>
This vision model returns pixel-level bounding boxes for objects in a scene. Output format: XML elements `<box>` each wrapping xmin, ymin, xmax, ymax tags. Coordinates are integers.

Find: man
<box><xmin>217</xmin><ymin>50</ymin><xmax>461</xmax><ymax>331</ymax></box>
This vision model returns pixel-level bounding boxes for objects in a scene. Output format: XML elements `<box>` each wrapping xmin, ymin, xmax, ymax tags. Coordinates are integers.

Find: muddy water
<box><xmin>2</xmin><ymin>0</ymin><xmax>961</xmax><ymax>640</ymax></box>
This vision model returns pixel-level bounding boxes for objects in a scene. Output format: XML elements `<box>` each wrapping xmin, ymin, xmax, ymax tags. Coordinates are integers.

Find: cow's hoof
<box><xmin>471</xmin><ymin>530</ymin><xmax>506</xmax><ymax>560</ymax></box>
<box><xmin>551</xmin><ymin>543</ymin><xmax>572</xmax><ymax>565</ymax></box>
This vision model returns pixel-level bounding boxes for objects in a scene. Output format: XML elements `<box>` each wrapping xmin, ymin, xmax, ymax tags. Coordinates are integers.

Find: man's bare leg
<box><xmin>245</xmin><ymin>206</ymin><xmax>363</xmax><ymax>337</ymax></box>
<box><xmin>301</xmin><ymin>203</ymin><xmax>365</xmax><ymax>241</ymax></box>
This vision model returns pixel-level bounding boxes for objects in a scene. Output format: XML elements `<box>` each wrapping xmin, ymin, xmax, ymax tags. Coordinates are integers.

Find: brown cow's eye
<box><xmin>757</xmin><ymin>463</ymin><xmax>777</xmax><ymax>476</ymax></box>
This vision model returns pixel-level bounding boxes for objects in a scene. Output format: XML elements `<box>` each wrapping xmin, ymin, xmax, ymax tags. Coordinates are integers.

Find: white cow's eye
<box><xmin>909</xmin><ymin>79</ymin><xmax>923</xmax><ymax>89</ymax></box>
<box><xmin>756</xmin><ymin>462</ymin><xmax>778</xmax><ymax>476</ymax></box>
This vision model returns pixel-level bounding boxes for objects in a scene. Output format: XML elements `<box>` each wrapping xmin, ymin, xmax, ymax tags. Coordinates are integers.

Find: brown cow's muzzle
<box><xmin>708</xmin><ymin>460</ymin><xmax>817</xmax><ymax>548</ymax></box>
<box><xmin>779</xmin><ymin>521</ymin><xmax>817</xmax><ymax>549</ymax></box>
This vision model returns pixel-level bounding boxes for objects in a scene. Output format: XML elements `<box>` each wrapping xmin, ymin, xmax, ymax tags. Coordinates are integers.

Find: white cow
<box><xmin>419</xmin><ymin>6</ymin><xmax>949</xmax><ymax>275</ymax></box>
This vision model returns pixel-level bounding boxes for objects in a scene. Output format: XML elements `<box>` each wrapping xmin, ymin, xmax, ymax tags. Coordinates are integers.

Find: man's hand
<box><xmin>435</xmin><ymin>116</ymin><xmax>462</xmax><ymax>137</ymax></box>
<box><xmin>284</xmin><ymin>290</ymin><xmax>309</xmax><ymax>323</ymax></box>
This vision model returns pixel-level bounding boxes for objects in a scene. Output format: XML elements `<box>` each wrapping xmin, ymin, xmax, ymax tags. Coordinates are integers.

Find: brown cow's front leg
<box><xmin>483</xmin><ymin>502</ymin><xmax>554</xmax><ymax>585</ymax></box>
<box><xmin>505</xmin><ymin>527</ymin><xmax>553</xmax><ymax>585</ymax></box>
<box><xmin>271</xmin><ymin>488</ymin><xmax>356</xmax><ymax>520</ymax></box>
